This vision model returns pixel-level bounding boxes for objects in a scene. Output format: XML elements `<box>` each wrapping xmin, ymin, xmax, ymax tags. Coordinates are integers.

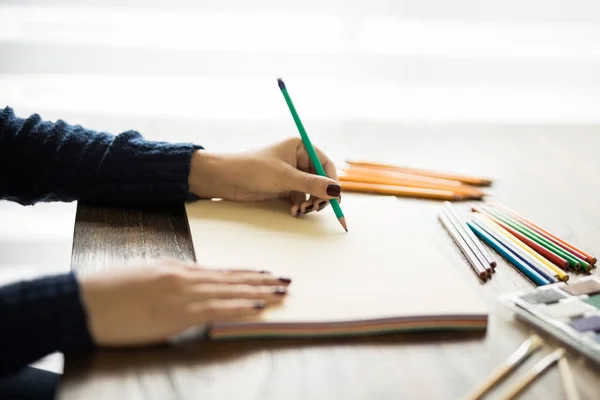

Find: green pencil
<box><xmin>277</xmin><ymin>78</ymin><xmax>347</xmax><ymax>232</ymax></box>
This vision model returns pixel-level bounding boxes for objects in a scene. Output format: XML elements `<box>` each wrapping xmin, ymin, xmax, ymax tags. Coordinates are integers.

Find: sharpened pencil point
<box><xmin>277</xmin><ymin>78</ymin><xmax>286</xmax><ymax>90</ymax></box>
<box><xmin>339</xmin><ymin>217</ymin><xmax>348</xmax><ymax>232</ymax></box>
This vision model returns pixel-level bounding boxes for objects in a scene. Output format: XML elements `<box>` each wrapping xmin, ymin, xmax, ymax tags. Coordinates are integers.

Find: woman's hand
<box><xmin>188</xmin><ymin>138</ymin><xmax>341</xmax><ymax>216</ymax></box>
<box><xmin>79</xmin><ymin>259</ymin><xmax>290</xmax><ymax>347</ymax></box>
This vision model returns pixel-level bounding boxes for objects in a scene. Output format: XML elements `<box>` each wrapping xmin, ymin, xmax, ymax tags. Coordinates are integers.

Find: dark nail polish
<box><xmin>254</xmin><ymin>301</ymin><xmax>266</xmax><ymax>310</ymax></box>
<box><xmin>259</xmin><ymin>270</ymin><xmax>269</xmax><ymax>274</ymax></box>
<box><xmin>295</xmin><ymin>208</ymin><xmax>301</xmax><ymax>217</ymax></box>
<box><xmin>326</xmin><ymin>184</ymin><xmax>341</xmax><ymax>197</ymax></box>
<box><xmin>317</xmin><ymin>201</ymin><xmax>327</xmax><ymax>211</ymax></box>
<box><xmin>274</xmin><ymin>286</ymin><xmax>287</xmax><ymax>295</ymax></box>
<box><xmin>305</xmin><ymin>204</ymin><xmax>314</xmax><ymax>212</ymax></box>
<box><xmin>278</xmin><ymin>277</ymin><xmax>292</xmax><ymax>284</ymax></box>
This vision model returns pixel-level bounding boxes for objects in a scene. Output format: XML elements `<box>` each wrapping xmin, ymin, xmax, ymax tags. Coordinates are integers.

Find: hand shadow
<box><xmin>185</xmin><ymin>199</ymin><xmax>345</xmax><ymax>237</ymax></box>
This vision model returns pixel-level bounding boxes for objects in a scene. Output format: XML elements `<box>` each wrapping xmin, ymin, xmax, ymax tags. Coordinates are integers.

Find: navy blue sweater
<box><xmin>0</xmin><ymin>106</ymin><xmax>201</xmax><ymax>376</ymax></box>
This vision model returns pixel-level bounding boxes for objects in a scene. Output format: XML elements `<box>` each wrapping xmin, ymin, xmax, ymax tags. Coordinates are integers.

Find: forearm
<box><xmin>0</xmin><ymin>273</ymin><xmax>94</xmax><ymax>376</ymax></box>
<box><xmin>0</xmin><ymin>106</ymin><xmax>202</xmax><ymax>205</ymax></box>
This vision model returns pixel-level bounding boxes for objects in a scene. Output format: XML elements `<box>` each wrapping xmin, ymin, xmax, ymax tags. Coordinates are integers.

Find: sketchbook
<box><xmin>184</xmin><ymin>195</ymin><xmax>487</xmax><ymax>339</ymax></box>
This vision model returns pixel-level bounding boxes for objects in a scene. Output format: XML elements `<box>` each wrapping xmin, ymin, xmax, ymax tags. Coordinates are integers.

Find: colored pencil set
<box><xmin>442</xmin><ymin>202</ymin><xmax>596</xmax><ymax>286</ymax></box>
<box><xmin>340</xmin><ymin>161</ymin><xmax>491</xmax><ymax>201</ymax></box>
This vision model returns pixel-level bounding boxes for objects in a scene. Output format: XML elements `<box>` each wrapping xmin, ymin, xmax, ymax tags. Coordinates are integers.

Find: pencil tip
<box><xmin>339</xmin><ymin>217</ymin><xmax>348</xmax><ymax>232</ymax></box>
<box><xmin>277</xmin><ymin>78</ymin><xmax>286</xmax><ymax>90</ymax></box>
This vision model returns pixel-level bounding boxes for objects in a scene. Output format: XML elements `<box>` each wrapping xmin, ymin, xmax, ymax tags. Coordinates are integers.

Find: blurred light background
<box><xmin>1</xmin><ymin>0</ymin><xmax>600</xmax><ymax>371</ymax></box>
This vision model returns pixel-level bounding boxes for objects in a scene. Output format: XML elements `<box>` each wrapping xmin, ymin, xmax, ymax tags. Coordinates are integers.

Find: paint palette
<box><xmin>500</xmin><ymin>276</ymin><xmax>600</xmax><ymax>365</ymax></box>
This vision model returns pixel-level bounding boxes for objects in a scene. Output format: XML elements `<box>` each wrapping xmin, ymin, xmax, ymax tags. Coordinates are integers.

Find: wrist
<box><xmin>188</xmin><ymin>150</ymin><xmax>228</xmax><ymax>199</ymax></box>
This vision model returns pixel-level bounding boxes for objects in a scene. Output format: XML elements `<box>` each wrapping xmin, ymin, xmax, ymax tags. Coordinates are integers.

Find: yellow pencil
<box><xmin>474</xmin><ymin>213</ymin><xmax>569</xmax><ymax>282</ymax></box>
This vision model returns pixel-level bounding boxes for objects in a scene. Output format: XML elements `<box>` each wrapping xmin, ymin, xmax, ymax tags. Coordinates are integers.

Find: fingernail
<box><xmin>317</xmin><ymin>201</ymin><xmax>327</xmax><ymax>211</ymax></box>
<box><xmin>273</xmin><ymin>286</ymin><xmax>287</xmax><ymax>295</ymax></box>
<box><xmin>326</xmin><ymin>184</ymin><xmax>341</xmax><ymax>197</ymax></box>
<box><xmin>278</xmin><ymin>277</ymin><xmax>292</xmax><ymax>284</ymax></box>
<box><xmin>305</xmin><ymin>204</ymin><xmax>314</xmax><ymax>212</ymax></box>
<box><xmin>254</xmin><ymin>300</ymin><xmax>266</xmax><ymax>310</ymax></box>
<box><xmin>295</xmin><ymin>208</ymin><xmax>301</xmax><ymax>217</ymax></box>
<box><xmin>259</xmin><ymin>270</ymin><xmax>269</xmax><ymax>274</ymax></box>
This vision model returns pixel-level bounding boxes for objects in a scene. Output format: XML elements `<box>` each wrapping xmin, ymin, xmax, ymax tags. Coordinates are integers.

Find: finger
<box><xmin>190</xmin><ymin>284</ymin><xmax>287</xmax><ymax>302</ymax></box>
<box><xmin>186</xmin><ymin>299</ymin><xmax>266</xmax><ymax>323</ymax></box>
<box><xmin>279</xmin><ymin>164</ymin><xmax>341</xmax><ymax>200</ymax></box>
<box><xmin>313</xmin><ymin>145</ymin><xmax>339</xmax><ymax>182</ymax></box>
<box><xmin>191</xmin><ymin>271</ymin><xmax>292</xmax><ymax>286</ymax></box>
<box><xmin>189</xmin><ymin>267</ymin><xmax>272</xmax><ymax>275</ymax></box>
<box><xmin>290</xmin><ymin>203</ymin><xmax>301</xmax><ymax>217</ymax></box>
<box><xmin>299</xmin><ymin>196</ymin><xmax>320</xmax><ymax>214</ymax></box>
<box><xmin>316</xmin><ymin>199</ymin><xmax>329</xmax><ymax>212</ymax></box>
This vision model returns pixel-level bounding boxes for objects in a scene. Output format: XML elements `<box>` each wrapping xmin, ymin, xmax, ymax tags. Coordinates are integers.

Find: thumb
<box><xmin>281</xmin><ymin>167</ymin><xmax>341</xmax><ymax>199</ymax></box>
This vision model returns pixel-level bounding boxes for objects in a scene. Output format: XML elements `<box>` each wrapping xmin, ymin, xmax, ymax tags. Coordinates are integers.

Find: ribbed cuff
<box><xmin>81</xmin><ymin>131</ymin><xmax>204</xmax><ymax>205</ymax></box>
<box><xmin>0</xmin><ymin>273</ymin><xmax>94</xmax><ymax>375</ymax></box>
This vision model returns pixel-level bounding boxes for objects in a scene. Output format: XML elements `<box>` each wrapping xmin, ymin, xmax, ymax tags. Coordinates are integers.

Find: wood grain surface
<box><xmin>60</xmin><ymin>123</ymin><xmax>600</xmax><ymax>400</ymax></box>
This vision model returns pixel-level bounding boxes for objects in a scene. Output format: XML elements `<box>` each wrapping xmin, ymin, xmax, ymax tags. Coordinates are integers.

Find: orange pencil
<box><xmin>340</xmin><ymin>173</ymin><xmax>484</xmax><ymax>199</ymax></box>
<box><xmin>491</xmin><ymin>202</ymin><xmax>596</xmax><ymax>265</ymax></box>
<box><xmin>347</xmin><ymin>161</ymin><xmax>492</xmax><ymax>187</ymax></box>
<box><xmin>345</xmin><ymin>165</ymin><xmax>467</xmax><ymax>187</ymax></box>
<box><xmin>340</xmin><ymin>180</ymin><xmax>468</xmax><ymax>201</ymax></box>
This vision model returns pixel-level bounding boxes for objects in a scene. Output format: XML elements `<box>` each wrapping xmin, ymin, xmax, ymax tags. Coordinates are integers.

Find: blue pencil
<box><xmin>467</xmin><ymin>221</ymin><xmax>550</xmax><ymax>286</ymax></box>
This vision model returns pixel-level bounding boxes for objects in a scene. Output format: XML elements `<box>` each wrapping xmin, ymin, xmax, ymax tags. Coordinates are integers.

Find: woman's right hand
<box><xmin>79</xmin><ymin>259</ymin><xmax>290</xmax><ymax>346</ymax></box>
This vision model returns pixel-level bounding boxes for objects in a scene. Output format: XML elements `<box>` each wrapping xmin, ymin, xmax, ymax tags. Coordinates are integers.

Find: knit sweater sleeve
<box><xmin>0</xmin><ymin>273</ymin><xmax>94</xmax><ymax>376</ymax></box>
<box><xmin>0</xmin><ymin>106</ymin><xmax>203</xmax><ymax>376</ymax></box>
<box><xmin>0</xmin><ymin>106</ymin><xmax>202</xmax><ymax>205</ymax></box>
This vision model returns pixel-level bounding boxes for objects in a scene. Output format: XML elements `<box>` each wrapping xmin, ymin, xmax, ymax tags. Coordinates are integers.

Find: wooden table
<box><xmin>59</xmin><ymin>123</ymin><xmax>600</xmax><ymax>399</ymax></box>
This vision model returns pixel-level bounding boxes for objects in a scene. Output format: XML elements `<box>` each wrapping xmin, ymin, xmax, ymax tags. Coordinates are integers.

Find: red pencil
<box><xmin>487</xmin><ymin>214</ymin><xmax>570</xmax><ymax>270</ymax></box>
<box><xmin>490</xmin><ymin>203</ymin><xmax>596</xmax><ymax>265</ymax></box>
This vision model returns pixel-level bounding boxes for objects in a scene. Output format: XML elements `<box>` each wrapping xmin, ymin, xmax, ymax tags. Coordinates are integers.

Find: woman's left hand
<box><xmin>188</xmin><ymin>138</ymin><xmax>341</xmax><ymax>216</ymax></box>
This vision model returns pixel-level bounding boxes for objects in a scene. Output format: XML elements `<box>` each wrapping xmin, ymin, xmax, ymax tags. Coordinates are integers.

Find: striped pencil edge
<box><xmin>467</xmin><ymin>220</ymin><xmax>550</xmax><ymax>287</ymax></box>
<box><xmin>438</xmin><ymin>210</ymin><xmax>488</xmax><ymax>280</ymax></box>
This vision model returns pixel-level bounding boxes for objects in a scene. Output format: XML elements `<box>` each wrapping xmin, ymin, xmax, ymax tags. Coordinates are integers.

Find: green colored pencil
<box><xmin>479</xmin><ymin>206</ymin><xmax>591</xmax><ymax>271</ymax></box>
<box><xmin>277</xmin><ymin>78</ymin><xmax>347</xmax><ymax>232</ymax></box>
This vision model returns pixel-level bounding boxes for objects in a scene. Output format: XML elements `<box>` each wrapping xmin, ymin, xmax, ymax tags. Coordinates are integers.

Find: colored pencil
<box><xmin>344</xmin><ymin>165</ymin><xmax>474</xmax><ymax>189</ymax></box>
<box><xmin>499</xmin><ymin>348</ymin><xmax>564</xmax><ymax>400</ymax></box>
<box><xmin>487</xmin><ymin>206</ymin><xmax>592</xmax><ymax>272</ymax></box>
<box><xmin>444</xmin><ymin>202</ymin><xmax>496</xmax><ymax>272</ymax></box>
<box><xmin>490</xmin><ymin>202</ymin><xmax>596</xmax><ymax>265</ymax></box>
<box><xmin>473</xmin><ymin>206</ymin><xmax>586</xmax><ymax>271</ymax></box>
<box><xmin>472</xmin><ymin>215</ymin><xmax>560</xmax><ymax>283</ymax></box>
<box><xmin>473</xmin><ymin>213</ymin><xmax>568</xmax><ymax>282</ymax></box>
<box><xmin>488</xmin><ymin>217</ymin><xmax>570</xmax><ymax>270</ymax></box>
<box><xmin>341</xmin><ymin>180</ymin><xmax>469</xmax><ymax>201</ymax></box>
<box><xmin>467</xmin><ymin>221</ymin><xmax>550</xmax><ymax>286</ymax></box>
<box><xmin>438</xmin><ymin>211</ymin><xmax>488</xmax><ymax>280</ymax></box>
<box><xmin>558</xmin><ymin>356</ymin><xmax>580</xmax><ymax>400</ymax></box>
<box><xmin>277</xmin><ymin>78</ymin><xmax>347</xmax><ymax>232</ymax></box>
<box><xmin>340</xmin><ymin>173</ymin><xmax>484</xmax><ymax>199</ymax></box>
<box><xmin>442</xmin><ymin>206</ymin><xmax>492</xmax><ymax>275</ymax></box>
<box><xmin>346</xmin><ymin>161</ymin><xmax>492</xmax><ymax>186</ymax></box>
<box><xmin>463</xmin><ymin>334</ymin><xmax>544</xmax><ymax>400</ymax></box>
